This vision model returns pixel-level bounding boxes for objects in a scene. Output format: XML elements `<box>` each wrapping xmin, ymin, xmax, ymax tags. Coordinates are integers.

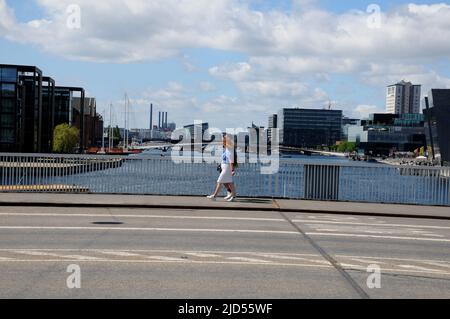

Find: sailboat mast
<box><xmin>109</xmin><ymin>103</ymin><xmax>113</xmax><ymax>151</ymax></box>
<box><xmin>124</xmin><ymin>93</ymin><xmax>127</xmax><ymax>149</ymax></box>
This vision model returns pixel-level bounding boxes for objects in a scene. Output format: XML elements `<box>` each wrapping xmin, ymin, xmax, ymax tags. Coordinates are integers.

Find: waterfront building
<box><xmin>183</xmin><ymin>122</ymin><xmax>209</xmax><ymax>140</ymax></box>
<box><xmin>0</xmin><ymin>64</ymin><xmax>43</xmax><ymax>153</ymax></box>
<box><xmin>72</xmin><ymin>97</ymin><xmax>103</xmax><ymax>149</ymax></box>
<box><xmin>423</xmin><ymin>89</ymin><xmax>450</xmax><ymax>166</ymax></box>
<box><xmin>41</xmin><ymin>77</ymin><xmax>56</xmax><ymax>153</ymax></box>
<box><xmin>342</xmin><ymin>117</ymin><xmax>360</xmax><ymax>141</ymax></box>
<box><xmin>268</xmin><ymin>114</ymin><xmax>278</xmax><ymax>144</ymax></box>
<box><xmin>386</xmin><ymin>80</ymin><xmax>421</xmax><ymax>114</ymax></box>
<box><xmin>348</xmin><ymin>113</ymin><xmax>426</xmax><ymax>156</ymax></box>
<box><xmin>0</xmin><ymin>64</ymin><xmax>101</xmax><ymax>153</ymax></box>
<box><xmin>277</xmin><ymin>108</ymin><xmax>342</xmax><ymax>148</ymax></box>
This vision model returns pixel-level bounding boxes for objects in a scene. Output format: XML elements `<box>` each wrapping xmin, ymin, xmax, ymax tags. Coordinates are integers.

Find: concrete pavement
<box><xmin>0</xmin><ymin>202</ymin><xmax>449</xmax><ymax>298</ymax></box>
<box><xmin>0</xmin><ymin>193</ymin><xmax>449</xmax><ymax>220</ymax></box>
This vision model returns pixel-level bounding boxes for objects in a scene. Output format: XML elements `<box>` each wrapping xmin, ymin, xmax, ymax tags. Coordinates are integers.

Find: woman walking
<box><xmin>207</xmin><ymin>134</ymin><xmax>237</xmax><ymax>202</ymax></box>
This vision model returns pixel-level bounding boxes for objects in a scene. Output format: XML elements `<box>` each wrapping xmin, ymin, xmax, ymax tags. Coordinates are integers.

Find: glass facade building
<box><xmin>0</xmin><ymin>67</ymin><xmax>17</xmax><ymax>150</ymax></box>
<box><xmin>348</xmin><ymin>113</ymin><xmax>427</xmax><ymax>156</ymax></box>
<box><xmin>424</xmin><ymin>89</ymin><xmax>450</xmax><ymax>166</ymax></box>
<box><xmin>0</xmin><ymin>65</ymin><xmax>42</xmax><ymax>153</ymax></box>
<box><xmin>0</xmin><ymin>64</ymin><xmax>101</xmax><ymax>153</ymax></box>
<box><xmin>278</xmin><ymin>108</ymin><xmax>342</xmax><ymax>148</ymax></box>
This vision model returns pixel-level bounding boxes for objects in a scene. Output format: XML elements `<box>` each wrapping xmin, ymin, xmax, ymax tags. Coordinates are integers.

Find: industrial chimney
<box><xmin>150</xmin><ymin>104</ymin><xmax>153</xmax><ymax>130</ymax></box>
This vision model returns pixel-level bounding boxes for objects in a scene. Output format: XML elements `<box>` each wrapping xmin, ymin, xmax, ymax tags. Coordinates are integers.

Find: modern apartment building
<box><xmin>386</xmin><ymin>81</ymin><xmax>421</xmax><ymax>114</ymax></box>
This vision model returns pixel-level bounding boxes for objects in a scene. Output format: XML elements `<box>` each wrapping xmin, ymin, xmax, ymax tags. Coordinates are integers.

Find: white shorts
<box><xmin>217</xmin><ymin>164</ymin><xmax>233</xmax><ymax>184</ymax></box>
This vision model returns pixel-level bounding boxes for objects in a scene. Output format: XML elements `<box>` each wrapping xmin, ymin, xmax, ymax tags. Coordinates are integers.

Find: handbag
<box><xmin>217</xmin><ymin>164</ymin><xmax>222</xmax><ymax>173</ymax></box>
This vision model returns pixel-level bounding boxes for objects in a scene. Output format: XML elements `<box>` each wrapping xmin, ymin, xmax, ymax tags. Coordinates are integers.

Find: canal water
<box><xmin>42</xmin><ymin>151</ymin><xmax>449</xmax><ymax>206</ymax></box>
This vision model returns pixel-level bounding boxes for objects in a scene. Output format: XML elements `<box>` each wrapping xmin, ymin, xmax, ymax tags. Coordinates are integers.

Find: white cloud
<box><xmin>353</xmin><ymin>105</ymin><xmax>385</xmax><ymax>119</ymax></box>
<box><xmin>1</xmin><ymin>1</ymin><xmax>450</xmax><ymax>64</ymax></box>
<box><xmin>199</xmin><ymin>81</ymin><xmax>216</xmax><ymax>92</ymax></box>
<box><xmin>209</xmin><ymin>62</ymin><xmax>252</xmax><ymax>81</ymax></box>
<box><xmin>2</xmin><ymin>0</ymin><xmax>450</xmax><ymax>127</ymax></box>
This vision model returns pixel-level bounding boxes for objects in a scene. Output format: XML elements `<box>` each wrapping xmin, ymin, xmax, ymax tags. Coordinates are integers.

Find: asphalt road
<box><xmin>0</xmin><ymin>205</ymin><xmax>449</xmax><ymax>299</ymax></box>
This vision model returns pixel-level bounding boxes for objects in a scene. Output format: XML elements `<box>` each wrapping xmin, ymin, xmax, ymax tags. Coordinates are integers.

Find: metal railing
<box><xmin>0</xmin><ymin>153</ymin><xmax>449</xmax><ymax>206</ymax></box>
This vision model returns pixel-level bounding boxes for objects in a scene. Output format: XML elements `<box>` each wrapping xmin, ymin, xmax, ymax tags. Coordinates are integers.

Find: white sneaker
<box><xmin>224</xmin><ymin>192</ymin><xmax>232</xmax><ymax>200</ymax></box>
<box><xmin>207</xmin><ymin>195</ymin><xmax>217</xmax><ymax>201</ymax></box>
<box><xmin>227</xmin><ymin>197</ymin><xmax>235</xmax><ymax>202</ymax></box>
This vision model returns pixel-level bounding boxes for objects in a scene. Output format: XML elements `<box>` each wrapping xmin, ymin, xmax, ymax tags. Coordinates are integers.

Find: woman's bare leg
<box><xmin>229</xmin><ymin>183</ymin><xmax>237</xmax><ymax>197</ymax></box>
<box><xmin>212</xmin><ymin>183</ymin><xmax>222</xmax><ymax>197</ymax></box>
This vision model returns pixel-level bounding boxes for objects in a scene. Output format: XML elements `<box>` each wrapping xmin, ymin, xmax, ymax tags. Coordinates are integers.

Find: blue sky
<box><xmin>1</xmin><ymin>0</ymin><xmax>449</xmax><ymax>129</ymax></box>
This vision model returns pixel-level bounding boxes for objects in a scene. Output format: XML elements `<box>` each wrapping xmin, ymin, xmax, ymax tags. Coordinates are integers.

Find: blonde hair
<box><xmin>224</xmin><ymin>134</ymin><xmax>234</xmax><ymax>149</ymax></box>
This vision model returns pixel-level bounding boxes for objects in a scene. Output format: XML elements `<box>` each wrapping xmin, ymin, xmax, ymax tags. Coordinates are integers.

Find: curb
<box><xmin>0</xmin><ymin>200</ymin><xmax>449</xmax><ymax>221</ymax></box>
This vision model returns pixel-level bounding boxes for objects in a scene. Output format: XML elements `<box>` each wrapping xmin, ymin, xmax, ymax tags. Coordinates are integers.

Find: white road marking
<box><xmin>1</xmin><ymin>249</ymin><xmax>449</xmax><ymax>275</ymax></box>
<box><xmin>0</xmin><ymin>226</ymin><xmax>298</xmax><ymax>235</ymax></box>
<box><xmin>310</xmin><ymin>226</ymin><xmax>445</xmax><ymax>238</ymax></box>
<box><xmin>0</xmin><ymin>213</ymin><xmax>284</xmax><ymax>222</ymax></box>
<box><xmin>398</xmin><ymin>265</ymin><xmax>444</xmax><ymax>272</ymax></box>
<box><xmin>421</xmin><ymin>261</ymin><xmax>450</xmax><ymax>269</ymax></box>
<box><xmin>305</xmin><ymin>232</ymin><xmax>450</xmax><ymax>243</ymax></box>
<box><xmin>184</xmin><ymin>252</ymin><xmax>222</xmax><ymax>258</ymax></box>
<box><xmin>0</xmin><ymin>249</ymin><xmax>328</xmax><ymax>267</ymax></box>
<box><xmin>304</xmin><ymin>216</ymin><xmax>359</xmax><ymax>222</ymax></box>
<box><xmin>14</xmin><ymin>250</ymin><xmax>51</xmax><ymax>257</ymax></box>
<box><xmin>147</xmin><ymin>256</ymin><xmax>184</xmax><ymax>262</ymax></box>
<box><xmin>0</xmin><ymin>248</ymin><xmax>322</xmax><ymax>258</ymax></box>
<box><xmin>13</xmin><ymin>250</ymin><xmax>102</xmax><ymax>261</ymax></box>
<box><xmin>344</xmin><ymin>258</ymin><xmax>387</xmax><ymax>265</ymax></box>
<box><xmin>57</xmin><ymin>255</ymin><xmax>103</xmax><ymax>261</ymax></box>
<box><xmin>226</xmin><ymin>257</ymin><xmax>271</xmax><ymax>263</ymax></box>
<box><xmin>0</xmin><ymin>257</ymin><xmax>14</xmax><ymax>261</ymax></box>
<box><xmin>293</xmin><ymin>219</ymin><xmax>450</xmax><ymax>230</ymax></box>
<box><xmin>99</xmin><ymin>251</ymin><xmax>145</xmax><ymax>257</ymax></box>
<box><xmin>255</xmin><ymin>254</ymin><xmax>331</xmax><ymax>265</ymax></box>
<box><xmin>336</xmin><ymin>254</ymin><xmax>450</xmax><ymax>264</ymax></box>
<box><xmin>0</xmin><ymin>259</ymin><xmax>335</xmax><ymax>268</ymax></box>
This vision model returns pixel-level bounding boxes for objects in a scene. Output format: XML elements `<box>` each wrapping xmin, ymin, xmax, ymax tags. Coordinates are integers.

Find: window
<box><xmin>1</xmin><ymin>83</ymin><xmax>16</xmax><ymax>97</ymax></box>
<box><xmin>0</xmin><ymin>128</ymin><xmax>15</xmax><ymax>143</ymax></box>
<box><xmin>0</xmin><ymin>114</ymin><xmax>15</xmax><ymax>127</ymax></box>
<box><xmin>0</xmin><ymin>98</ymin><xmax>15</xmax><ymax>112</ymax></box>
<box><xmin>0</xmin><ymin>67</ymin><xmax>17</xmax><ymax>82</ymax></box>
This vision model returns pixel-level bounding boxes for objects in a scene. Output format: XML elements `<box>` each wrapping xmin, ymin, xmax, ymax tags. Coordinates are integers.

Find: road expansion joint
<box><xmin>278</xmin><ymin>211</ymin><xmax>370</xmax><ymax>299</ymax></box>
<box><xmin>345</xmin><ymin>268</ymin><xmax>450</xmax><ymax>282</ymax></box>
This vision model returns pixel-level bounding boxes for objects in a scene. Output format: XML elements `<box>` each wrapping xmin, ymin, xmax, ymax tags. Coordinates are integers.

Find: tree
<box><xmin>105</xmin><ymin>125</ymin><xmax>122</xmax><ymax>147</ymax></box>
<box><xmin>53</xmin><ymin>124</ymin><xmax>80</xmax><ymax>153</ymax></box>
<box><xmin>113</xmin><ymin>126</ymin><xmax>122</xmax><ymax>147</ymax></box>
<box><xmin>337</xmin><ymin>141</ymin><xmax>356</xmax><ymax>153</ymax></box>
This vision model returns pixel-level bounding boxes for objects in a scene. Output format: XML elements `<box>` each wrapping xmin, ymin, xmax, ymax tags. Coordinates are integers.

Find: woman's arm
<box><xmin>230</xmin><ymin>163</ymin><xmax>235</xmax><ymax>176</ymax></box>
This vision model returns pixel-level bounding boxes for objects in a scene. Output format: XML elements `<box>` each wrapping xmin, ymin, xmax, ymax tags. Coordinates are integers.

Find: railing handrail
<box><xmin>0</xmin><ymin>152</ymin><xmax>448</xmax><ymax>171</ymax></box>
